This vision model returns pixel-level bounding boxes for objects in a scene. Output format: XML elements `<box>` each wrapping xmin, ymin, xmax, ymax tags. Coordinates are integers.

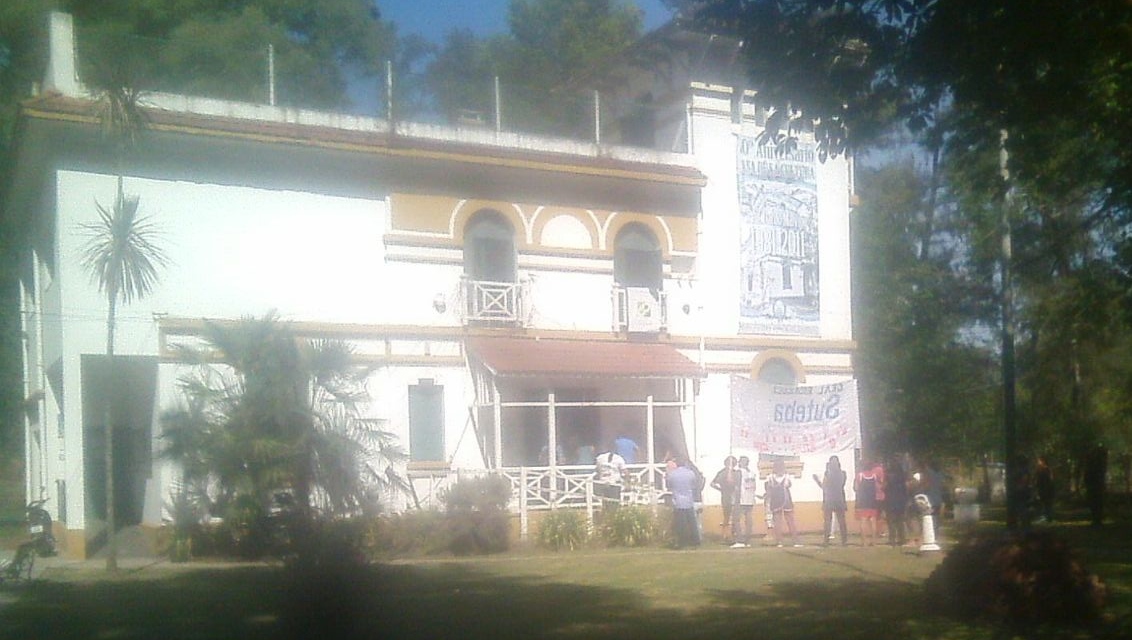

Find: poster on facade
<box><xmin>736</xmin><ymin>136</ymin><xmax>820</xmax><ymax>336</ymax></box>
<box><xmin>730</xmin><ymin>375</ymin><xmax>860</xmax><ymax>456</ymax></box>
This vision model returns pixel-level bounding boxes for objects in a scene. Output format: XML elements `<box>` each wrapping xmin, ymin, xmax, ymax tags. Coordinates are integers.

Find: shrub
<box><xmin>443</xmin><ymin>475</ymin><xmax>513</xmax><ymax>555</ymax></box>
<box><xmin>537</xmin><ymin>510</ymin><xmax>590</xmax><ymax>551</ymax></box>
<box><xmin>599</xmin><ymin>505</ymin><xmax>657</xmax><ymax>547</ymax></box>
<box><xmin>364</xmin><ymin>510</ymin><xmax>449</xmax><ymax>558</ymax></box>
<box><xmin>924</xmin><ymin>529</ymin><xmax>1106</xmax><ymax>625</ymax></box>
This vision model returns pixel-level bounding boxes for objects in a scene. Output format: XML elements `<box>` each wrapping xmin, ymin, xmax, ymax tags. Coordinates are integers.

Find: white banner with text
<box><xmin>730</xmin><ymin>376</ymin><xmax>861</xmax><ymax>456</ymax></box>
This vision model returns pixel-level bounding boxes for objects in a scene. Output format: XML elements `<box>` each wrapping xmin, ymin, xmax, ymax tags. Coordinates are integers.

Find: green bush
<box><xmin>537</xmin><ymin>510</ymin><xmax>590</xmax><ymax>551</ymax></box>
<box><xmin>924</xmin><ymin>529</ymin><xmax>1106</xmax><ymax>625</ymax></box>
<box><xmin>599</xmin><ymin>505</ymin><xmax>657</xmax><ymax>547</ymax></box>
<box><xmin>364</xmin><ymin>510</ymin><xmax>449</xmax><ymax>558</ymax></box>
<box><xmin>443</xmin><ymin>475</ymin><xmax>513</xmax><ymax>556</ymax></box>
<box><xmin>443</xmin><ymin>474</ymin><xmax>512</xmax><ymax>511</ymax></box>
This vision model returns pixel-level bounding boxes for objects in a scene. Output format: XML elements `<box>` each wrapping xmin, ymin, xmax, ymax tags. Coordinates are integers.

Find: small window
<box><xmin>409</xmin><ymin>383</ymin><xmax>445</xmax><ymax>463</ymax></box>
<box><xmin>614</xmin><ymin>223</ymin><xmax>662</xmax><ymax>290</ymax></box>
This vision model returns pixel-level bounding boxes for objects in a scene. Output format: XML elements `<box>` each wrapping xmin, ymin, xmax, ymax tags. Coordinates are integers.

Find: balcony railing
<box><xmin>613</xmin><ymin>286</ymin><xmax>667</xmax><ymax>333</ymax></box>
<box><xmin>464</xmin><ymin>278</ymin><xmax>525</xmax><ymax>325</ymax></box>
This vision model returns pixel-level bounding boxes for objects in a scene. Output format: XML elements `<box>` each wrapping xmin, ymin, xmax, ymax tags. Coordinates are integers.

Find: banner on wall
<box><xmin>730</xmin><ymin>375</ymin><xmax>860</xmax><ymax>456</ymax></box>
<box><xmin>736</xmin><ymin>136</ymin><xmax>820</xmax><ymax>336</ymax></box>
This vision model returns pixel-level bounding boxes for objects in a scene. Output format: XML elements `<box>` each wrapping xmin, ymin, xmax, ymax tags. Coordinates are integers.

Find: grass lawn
<box><xmin>1</xmin><ymin>506</ymin><xmax>1130</xmax><ymax>640</ymax></box>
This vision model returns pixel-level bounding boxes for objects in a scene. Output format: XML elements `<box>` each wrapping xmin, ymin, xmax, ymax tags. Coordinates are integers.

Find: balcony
<box><xmin>463</xmin><ymin>277</ymin><xmax>527</xmax><ymax>326</ymax></box>
<box><xmin>613</xmin><ymin>286</ymin><xmax>667</xmax><ymax>334</ymax></box>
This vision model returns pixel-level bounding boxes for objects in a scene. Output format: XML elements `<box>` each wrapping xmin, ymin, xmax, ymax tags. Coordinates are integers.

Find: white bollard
<box><xmin>914</xmin><ymin>494</ymin><xmax>941</xmax><ymax>552</ymax></box>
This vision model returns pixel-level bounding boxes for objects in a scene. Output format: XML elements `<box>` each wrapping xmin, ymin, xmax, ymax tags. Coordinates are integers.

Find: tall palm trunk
<box><xmin>105</xmin><ymin>287</ymin><xmax>118</xmax><ymax>570</ymax></box>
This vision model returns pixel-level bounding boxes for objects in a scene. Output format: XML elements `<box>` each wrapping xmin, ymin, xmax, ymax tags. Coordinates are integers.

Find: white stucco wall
<box><xmin>52</xmin><ymin>170</ymin><xmax>394</xmax><ymax>528</ymax></box>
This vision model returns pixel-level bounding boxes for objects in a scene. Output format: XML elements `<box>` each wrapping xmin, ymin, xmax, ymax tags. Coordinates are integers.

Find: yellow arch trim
<box><xmin>749</xmin><ymin>350</ymin><xmax>807</xmax><ymax>384</ymax></box>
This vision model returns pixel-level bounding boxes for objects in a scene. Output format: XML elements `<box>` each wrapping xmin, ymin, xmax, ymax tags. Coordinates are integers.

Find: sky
<box><xmin>376</xmin><ymin>0</ymin><xmax>676</xmax><ymax>44</ymax></box>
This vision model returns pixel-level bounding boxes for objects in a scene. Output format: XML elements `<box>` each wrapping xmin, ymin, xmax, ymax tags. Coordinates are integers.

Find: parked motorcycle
<box><xmin>0</xmin><ymin>499</ymin><xmax>56</xmax><ymax>584</ymax></box>
<box><xmin>25</xmin><ymin>499</ymin><xmax>57</xmax><ymax>557</ymax></box>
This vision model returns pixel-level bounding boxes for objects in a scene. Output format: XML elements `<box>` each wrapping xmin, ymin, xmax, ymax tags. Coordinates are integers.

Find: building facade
<box><xmin>8</xmin><ymin>13</ymin><xmax>856</xmax><ymax>557</ymax></box>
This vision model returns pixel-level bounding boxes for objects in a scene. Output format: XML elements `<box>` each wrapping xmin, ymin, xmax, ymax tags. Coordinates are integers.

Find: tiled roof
<box><xmin>466</xmin><ymin>336</ymin><xmax>702</xmax><ymax>378</ymax></box>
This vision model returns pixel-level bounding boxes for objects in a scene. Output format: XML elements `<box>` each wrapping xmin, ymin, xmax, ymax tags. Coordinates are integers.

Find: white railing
<box><xmin>464</xmin><ymin>278</ymin><xmax>524</xmax><ymax>324</ymax></box>
<box><xmin>403</xmin><ymin>464</ymin><xmax>670</xmax><ymax>538</ymax></box>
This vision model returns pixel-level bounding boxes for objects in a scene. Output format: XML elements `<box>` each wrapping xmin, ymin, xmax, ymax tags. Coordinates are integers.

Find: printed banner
<box><xmin>730</xmin><ymin>375</ymin><xmax>860</xmax><ymax>456</ymax></box>
<box><xmin>736</xmin><ymin>136</ymin><xmax>820</xmax><ymax>336</ymax></box>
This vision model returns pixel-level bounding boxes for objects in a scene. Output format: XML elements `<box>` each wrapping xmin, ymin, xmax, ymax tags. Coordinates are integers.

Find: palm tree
<box><xmin>79</xmin><ymin>76</ymin><xmax>163</xmax><ymax>570</ymax></box>
<box><xmin>161</xmin><ymin>313</ymin><xmax>407</xmax><ymax>556</ymax></box>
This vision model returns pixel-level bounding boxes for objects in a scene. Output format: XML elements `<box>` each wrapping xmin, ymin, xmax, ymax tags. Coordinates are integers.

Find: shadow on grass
<box><xmin>5</xmin><ymin>509</ymin><xmax>1132</xmax><ymax>640</ymax></box>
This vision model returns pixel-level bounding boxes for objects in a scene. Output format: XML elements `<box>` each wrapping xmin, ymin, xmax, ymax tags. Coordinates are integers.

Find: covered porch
<box><xmin>462</xmin><ymin>336</ymin><xmax>703</xmax><ymax>538</ymax></box>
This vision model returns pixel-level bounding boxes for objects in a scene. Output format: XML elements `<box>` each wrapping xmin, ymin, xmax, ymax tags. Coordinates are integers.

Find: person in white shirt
<box><xmin>594</xmin><ymin>449</ymin><xmax>628</xmax><ymax>501</ymax></box>
<box><xmin>731</xmin><ymin>456</ymin><xmax>758</xmax><ymax>547</ymax></box>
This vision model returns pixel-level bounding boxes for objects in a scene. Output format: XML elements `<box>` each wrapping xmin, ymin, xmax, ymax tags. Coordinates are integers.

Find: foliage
<box><xmin>68</xmin><ymin>0</ymin><xmax>395</xmax><ymax>109</ymax></box>
<box><xmin>443</xmin><ymin>474</ymin><xmax>512</xmax><ymax>512</ymax></box>
<box><xmin>443</xmin><ymin>475</ymin><xmax>513</xmax><ymax>555</ymax></box>
<box><xmin>598</xmin><ymin>505</ymin><xmax>657</xmax><ymax>547</ymax></box>
<box><xmin>536</xmin><ymin>509</ymin><xmax>590</xmax><ymax>551</ymax></box>
<box><xmin>161</xmin><ymin>313</ymin><xmax>408</xmax><ymax>536</ymax></box>
<box><xmin>363</xmin><ymin>510</ymin><xmax>450</xmax><ymax>558</ymax></box>
<box><xmin>680</xmin><ymin>1</ymin><xmax>1132</xmax><ymax>210</ymax></box>
<box><xmin>425</xmin><ymin>0</ymin><xmax>643</xmax><ymax>136</ymax></box>
<box><xmin>925</xmin><ymin>529</ymin><xmax>1106</xmax><ymax>625</ymax></box>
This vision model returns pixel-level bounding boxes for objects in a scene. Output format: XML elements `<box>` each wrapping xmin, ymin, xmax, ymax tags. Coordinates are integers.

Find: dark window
<box><xmin>614</xmin><ymin>223</ymin><xmax>662</xmax><ymax>290</ymax></box>
<box><xmin>757</xmin><ymin>358</ymin><xmax>797</xmax><ymax>385</ymax></box>
<box><xmin>409</xmin><ymin>383</ymin><xmax>445</xmax><ymax>463</ymax></box>
<box><xmin>465</xmin><ymin>211</ymin><xmax>516</xmax><ymax>283</ymax></box>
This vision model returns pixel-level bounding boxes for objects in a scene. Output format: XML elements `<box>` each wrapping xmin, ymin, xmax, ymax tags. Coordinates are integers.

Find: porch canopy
<box><xmin>465</xmin><ymin>336</ymin><xmax>702</xmax><ymax>379</ymax></box>
<box><xmin>465</xmin><ymin>336</ymin><xmax>703</xmax><ymax>474</ymax></box>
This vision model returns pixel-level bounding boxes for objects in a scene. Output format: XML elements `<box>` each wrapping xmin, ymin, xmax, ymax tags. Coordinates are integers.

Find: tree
<box><xmin>677</xmin><ymin>0</ymin><xmax>1132</xmax><ymax>209</ymax></box>
<box><xmin>425</xmin><ymin>0</ymin><xmax>643</xmax><ymax>136</ymax></box>
<box><xmin>162</xmin><ymin>313</ymin><xmax>407</xmax><ymax>553</ymax></box>
<box><xmin>852</xmin><ymin>159</ymin><xmax>999</xmax><ymax>462</ymax></box>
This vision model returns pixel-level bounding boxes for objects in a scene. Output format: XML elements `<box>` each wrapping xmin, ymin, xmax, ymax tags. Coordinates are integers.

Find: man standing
<box><xmin>731</xmin><ymin>456</ymin><xmax>757</xmax><ymax>548</ymax></box>
<box><xmin>593</xmin><ymin>447</ymin><xmax>627</xmax><ymax>503</ymax></box>
<box><xmin>666</xmin><ymin>457</ymin><xmax>700</xmax><ymax>549</ymax></box>
<box><xmin>614</xmin><ymin>432</ymin><xmax>642</xmax><ymax>464</ymax></box>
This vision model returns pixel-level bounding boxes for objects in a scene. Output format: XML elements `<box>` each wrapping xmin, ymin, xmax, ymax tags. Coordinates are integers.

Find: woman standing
<box><xmin>813</xmin><ymin>456</ymin><xmax>848</xmax><ymax>546</ymax></box>
<box><xmin>854</xmin><ymin>461</ymin><xmax>881</xmax><ymax>546</ymax></box>
<box><xmin>765</xmin><ymin>460</ymin><xmax>800</xmax><ymax>547</ymax></box>
<box><xmin>711</xmin><ymin>456</ymin><xmax>739</xmax><ymax>540</ymax></box>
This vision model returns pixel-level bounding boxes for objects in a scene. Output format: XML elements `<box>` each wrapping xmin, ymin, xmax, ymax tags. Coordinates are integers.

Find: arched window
<box><xmin>757</xmin><ymin>358</ymin><xmax>798</xmax><ymax>385</ymax></box>
<box><xmin>614</xmin><ymin>223</ymin><xmax>662</xmax><ymax>290</ymax></box>
<box><xmin>464</xmin><ymin>210</ymin><xmax>516</xmax><ymax>283</ymax></box>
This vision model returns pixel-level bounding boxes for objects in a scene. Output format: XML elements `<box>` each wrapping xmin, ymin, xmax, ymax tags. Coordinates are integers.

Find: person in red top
<box><xmin>854</xmin><ymin>462</ymin><xmax>881</xmax><ymax>546</ymax></box>
<box><xmin>871</xmin><ymin>460</ymin><xmax>887</xmax><ymax>539</ymax></box>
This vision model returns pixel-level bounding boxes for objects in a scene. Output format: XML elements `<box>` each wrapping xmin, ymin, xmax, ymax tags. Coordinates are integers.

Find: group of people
<box><xmin>710</xmin><ymin>454</ymin><xmax>946</xmax><ymax>548</ymax></box>
<box><xmin>711</xmin><ymin>456</ymin><xmax>803</xmax><ymax>548</ymax></box>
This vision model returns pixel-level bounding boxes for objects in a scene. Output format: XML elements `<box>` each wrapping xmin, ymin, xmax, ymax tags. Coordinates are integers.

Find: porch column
<box><xmin>547</xmin><ymin>392</ymin><xmax>557</xmax><ymax>506</ymax></box>
<box><xmin>493</xmin><ymin>382</ymin><xmax>502</xmax><ymax>469</ymax></box>
<box><xmin>646</xmin><ymin>395</ymin><xmax>655</xmax><ymax>489</ymax></box>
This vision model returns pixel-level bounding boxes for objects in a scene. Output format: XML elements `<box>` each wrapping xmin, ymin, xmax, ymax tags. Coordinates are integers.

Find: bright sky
<box><xmin>376</xmin><ymin>0</ymin><xmax>675</xmax><ymax>43</ymax></box>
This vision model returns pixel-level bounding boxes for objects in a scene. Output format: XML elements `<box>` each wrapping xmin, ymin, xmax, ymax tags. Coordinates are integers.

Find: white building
<box><xmin>8</xmin><ymin>13</ymin><xmax>856</xmax><ymax>557</ymax></box>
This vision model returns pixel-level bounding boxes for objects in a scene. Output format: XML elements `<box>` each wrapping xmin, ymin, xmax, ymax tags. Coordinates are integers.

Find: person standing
<box><xmin>766</xmin><ymin>460</ymin><xmax>801</xmax><ymax>547</ymax></box>
<box><xmin>711</xmin><ymin>456</ymin><xmax>739</xmax><ymax>540</ymax></box>
<box><xmin>813</xmin><ymin>456</ymin><xmax>848</xmax><ymax>546</ymax></box>
<box><xmin>1035</xmin><ymin>455</ymin><xmax>1054</xmax><ymax>523</ymax></box>
<box><xmin>884</xmin><ymin>456</ymin><xmax>910</xmax><ymax>547</ymax></box>
<box><xmin>593</xmin><ymin>446</ymin><xmax>627</xmax><ymax>502</ymax></box>
<box><xmin>613</xmin><ymin>432</ymin><xmax>642</xmax><ymax>464</ymax></box>
<box><xmin>666</xmin><ymin>457</ymin><xmax>700</xmax><ymax>548</ymax></box>
<box><xmin>730</xmin><ymin>456</ymin><xmax>757</xmax><ymax>548</ymax></box>
<box><xmin>854</xmin><ymin>461</ymin><xmax>880</xmax><ymax>546</ymax></box>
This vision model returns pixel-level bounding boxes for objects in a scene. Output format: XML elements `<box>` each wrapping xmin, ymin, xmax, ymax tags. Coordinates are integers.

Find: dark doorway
<box><xmin>82</xmin><ymin>355</ymin><xmax>158</xmax><ymax>535</ymax></box>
